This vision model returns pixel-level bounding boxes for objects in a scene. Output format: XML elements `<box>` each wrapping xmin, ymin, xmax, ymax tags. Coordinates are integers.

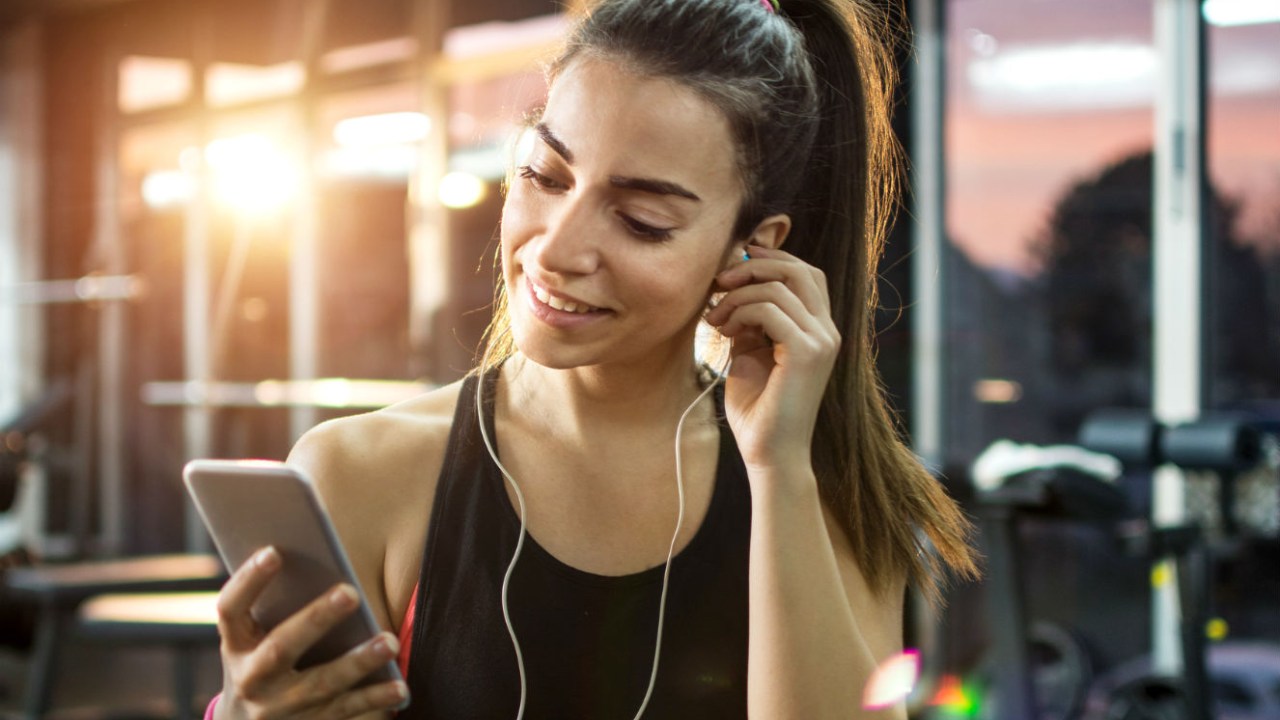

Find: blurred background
<box><xmin>0</xmin><ymin>0</ymin><xmax>1278</xmax><ymax>717</ymax></box>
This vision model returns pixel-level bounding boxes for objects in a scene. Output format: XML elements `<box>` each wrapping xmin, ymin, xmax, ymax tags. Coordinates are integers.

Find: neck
<box><xmin>499</xmin><ymin>344</ymin><xmax>714</xmax><ymax>442</ymax></box>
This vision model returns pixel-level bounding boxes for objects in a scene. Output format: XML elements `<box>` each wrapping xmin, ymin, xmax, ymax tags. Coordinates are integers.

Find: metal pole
<box><xmin>1151</xmin><ymin>0</ymin><xmax>1207</xmax><ymax>675</ymax></box>
<box><xmin>184</xmin><ymin>3</ymin><xmax>213</xmax><ymax>553</ymax></box>
<box><xmin>408</xmin><ymin>0</ymin><xmax>451</xmax><ymax>379</ymax></box>
<box><xmin>980</xmin><ymin>508</ymin><xmax>1038</xmax><ymax>719</ymax></box>
<box><xmin>95</xmin><ymin>40</ymin><xmax>126</xmax><ymax>557</ymax></box>
<box><xmin>908</xmin><ymin>0</ymin><xmax>949</xmax><ymax>712</ymax></box>
<box><xmin>910</xmin><ymin>0</ymin><xmax>947</xmax><ymax>471</ymax></box>
<box><xmin>289</xmin><ymin>0</ymin><xmax>328</xmax><ymax>443</ymax></box>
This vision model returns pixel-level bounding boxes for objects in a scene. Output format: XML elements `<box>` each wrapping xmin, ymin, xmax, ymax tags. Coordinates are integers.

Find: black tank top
<box><xmin>400</xmin><ymin>371</ymin><xmax>752</xmax><ymax>719</ymax></box>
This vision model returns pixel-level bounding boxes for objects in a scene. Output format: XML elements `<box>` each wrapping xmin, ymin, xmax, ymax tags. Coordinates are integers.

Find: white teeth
<box><xmin>531</xmin><ymin>280</ymin><xmax>595</xmax><ymax>313</ymax></box>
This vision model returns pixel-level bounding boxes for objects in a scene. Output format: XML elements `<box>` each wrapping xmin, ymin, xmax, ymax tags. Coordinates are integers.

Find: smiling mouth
<box><xmin>529</xmin><ymin>280</ymin><xmax>604</xmax><ymax>314</ymax></box>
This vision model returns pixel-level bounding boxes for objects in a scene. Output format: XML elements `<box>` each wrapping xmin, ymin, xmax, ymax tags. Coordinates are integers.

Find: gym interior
<box><xmin>1</xmin><ymin>0</ymin><xmax>1279</xmax><ymax>717</ymax></box>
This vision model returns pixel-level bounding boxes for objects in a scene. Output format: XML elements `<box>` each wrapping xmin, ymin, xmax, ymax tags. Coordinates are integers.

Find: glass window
<box><xmin>1205</xmin><ymin>11</ymin><xmax>1280</xmax><ymax>409</ymax></box>
<box><xmin>206</xmin><ymin>61</ymin><xmax>305</xmax><ymax>108</ymax></box>
<box><xmin>941</xmin><ymin>0</ymin><xmax>1158</xmax><ymax>683</ymax></box>
<box><xmin>118</xmin><ymin>121</ymin><xmax>204</xmax><ymax>548</ymax></box>
<box><xmin>118</xmin><ymin>56</ymin><xmax>192</xmax><ymax>113</ymax></box>
<box><xmin>1202</xmin><ymin>6</ymin><xmax>1280</xmax><ymax>655</ymax></box>
<box><xmin>945</xmin><ymin>0</ymin><xmax>1157</xmax><ymax>463</ymax></box>
<box><xmin>314</xmin><ymin>85</ymin><xmax>419</xmax><ymax>381</ymax></box>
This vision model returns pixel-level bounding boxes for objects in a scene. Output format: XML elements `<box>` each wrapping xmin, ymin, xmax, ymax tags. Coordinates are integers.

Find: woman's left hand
<box><xmin>703</xmin><ymin>245</ymin><xmax>841</xmax><ymax>477</ymax></box>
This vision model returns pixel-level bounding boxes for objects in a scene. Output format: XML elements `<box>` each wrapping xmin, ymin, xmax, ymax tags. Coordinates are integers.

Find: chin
<box><xmin>506</xmin><ymin>318</ymin><xmax>596</xmax><ymax>371</ymax></box>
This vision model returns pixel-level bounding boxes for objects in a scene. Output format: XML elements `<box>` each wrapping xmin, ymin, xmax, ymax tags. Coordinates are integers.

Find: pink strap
<box><xmin>204</xmin><ymin>693</ymin><xmax>220</xmax><ymax>720</ymax></box>
<box><xmin>397</xmin><ymin>585</ymin><xmax>418</xmax><ymax>677</ymax></box>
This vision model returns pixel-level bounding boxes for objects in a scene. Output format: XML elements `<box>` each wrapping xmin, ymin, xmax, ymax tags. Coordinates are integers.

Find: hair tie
<box><xmin>759</xmin><ymin>0</ymin><xmax>779</xmax><ymax>13</ymax></box>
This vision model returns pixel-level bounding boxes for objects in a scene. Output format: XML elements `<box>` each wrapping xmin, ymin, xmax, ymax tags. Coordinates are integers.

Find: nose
<box><xmin>531</xmin><ymin>195</ymin><xmax>601</xmax><ymax>276</ymax></box>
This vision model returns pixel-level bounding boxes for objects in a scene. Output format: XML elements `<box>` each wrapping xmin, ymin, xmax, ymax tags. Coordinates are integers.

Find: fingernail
<box><xmin>255</xmin><ymin>547</ymin><xmax>279</xmax><ymax>569</ymax></box>
<box><xmin>391</xmin><ymin>682</ymin><xmax>410</xmax><ymax>709</ymax></box>
<box><xmin>374</xmin><ymin>633</ymin><xmax>400</xmax><ymax>657</ymax></box>
<box><xmin>329</xmin><ymin>584</ymin><xmax>357</xmax><ymax>608</ymax></box>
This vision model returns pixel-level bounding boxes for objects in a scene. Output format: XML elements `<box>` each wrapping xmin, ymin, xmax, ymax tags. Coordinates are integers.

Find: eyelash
<box><xmin>517</xmin><ymin>164</ymin><xmax>563</xmax><ymax>191</ymax></box>
<box><xmin>619</xmin><ymin>216</ymin><xmax>673</xmax><ymax>242</ymax></box>
<box><xmin>516</xmin><ymin>165</ymin><xmax>674</xmax><ymax>242</ymax></box>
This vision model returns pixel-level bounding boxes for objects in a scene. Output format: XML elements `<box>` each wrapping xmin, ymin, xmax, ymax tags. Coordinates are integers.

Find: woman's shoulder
<box><xmin>284</xmin><ymin>378</ymin><xmax>469</xmax><ymax>630</ymax></box>
<box><xmin>288</xmin><ymin>378</ymin><xmax>465</xmax><ymax>485</ymax></box>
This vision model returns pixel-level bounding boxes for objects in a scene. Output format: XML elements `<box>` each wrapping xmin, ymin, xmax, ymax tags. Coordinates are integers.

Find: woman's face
<box><xmin>500</xmin><ymin>56</ymin><xmax>745</xmax><ymax>371</ymax></box>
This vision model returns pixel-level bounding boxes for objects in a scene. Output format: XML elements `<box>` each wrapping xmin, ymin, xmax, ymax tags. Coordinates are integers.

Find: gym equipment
<box><xmin>1078</xmin><ymin>412</ymin><xmax>1263</xmax><ymax>720</ymax></box>
<box><xmin>974</xmin><ymin>463</ymin><xmax>1130</xmax><ymax>720</ymax></box>
<box><xmin>973</xmin><ymin>412</ymin><xmax>1265</xmax><ymax>720</ymax></box>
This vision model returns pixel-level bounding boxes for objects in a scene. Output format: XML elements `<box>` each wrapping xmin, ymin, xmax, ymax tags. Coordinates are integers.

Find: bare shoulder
<box><xmin>287</xmin><ymin>380</ymin><xmax>463</xmax><ymax>487</ymax></box>
<box><xmin>286</xmin><ymin>379</ymin><xmax>466</xmax><ymax>633</ymax></box>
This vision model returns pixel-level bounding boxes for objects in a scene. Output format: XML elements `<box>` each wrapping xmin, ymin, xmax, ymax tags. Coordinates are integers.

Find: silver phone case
<box><xmin>183</xmin><ymin>458</ymin><xmax>403</xmax><ymax>686</ymax></box>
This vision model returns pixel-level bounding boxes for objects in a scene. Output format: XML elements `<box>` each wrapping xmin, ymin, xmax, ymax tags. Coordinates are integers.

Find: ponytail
<box><xmin>783</xmin><ymin>0</ymin><xmax>977</xmax><ymax>603</ymax></box>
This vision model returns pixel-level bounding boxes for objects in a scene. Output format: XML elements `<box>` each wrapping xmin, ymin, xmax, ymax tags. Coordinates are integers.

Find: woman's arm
<box><xmin>209</xmin><ymin>385</ymin><xmax>456</xmax><ymax>720</ymax></box>
<box><xmin>707</xmin><ymin>241</ymin><xmax>908</xmax><ymax>719</ymax></box>
<box><xmin>746</xmin><ymin>470</ymin><xmax>906</xmax><ymax>719</ymax></box>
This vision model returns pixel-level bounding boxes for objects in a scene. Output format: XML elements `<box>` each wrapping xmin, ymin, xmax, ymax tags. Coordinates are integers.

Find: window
<box><xmin>944</xmin><ymin>0</ymin><xmax>1156</xmax><ymax>463</ymax></box>
<box><xmin>1205</xmin><ymin>11</ymin><xmax>1280</xmax><ymax>410</ymax></box>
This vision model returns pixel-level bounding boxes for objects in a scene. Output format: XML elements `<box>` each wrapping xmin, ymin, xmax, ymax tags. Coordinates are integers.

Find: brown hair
<box><xmin>481</xmin><ymin>0</ymin><xmax>977</xmax><ymax>602</ymax></box>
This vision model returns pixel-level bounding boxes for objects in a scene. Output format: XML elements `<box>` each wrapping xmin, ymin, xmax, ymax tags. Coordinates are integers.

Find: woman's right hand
<box><xmin>214</xmin><ymin>547</ymin><xmax>410</xmax><ymax>719</ymax></box>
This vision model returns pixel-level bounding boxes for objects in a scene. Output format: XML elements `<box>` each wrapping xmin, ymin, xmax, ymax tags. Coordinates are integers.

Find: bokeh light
<box><xmin>141</xmin><ymin>169</ymin><xmax>193</xmax><ymax>209</ymax></box>
<box><xmin>333</xmin><ymin>111</ymin><xmax>430</xmax><ymax>147</ymax></box>
<box><xmin>929</xmin><ymin>674</ymin><xmax>982</xmax><ymax>718</ymax></box>
<box><xmin>438</xmin><ymin>171</ymin><xmax>487</xmax><ymax>209</ymax></box>
<box><xmin>863</xmin><ymin>648</ymin><xmax>920</xmax><ymax>710</ymax></box>
<box><xmin>205</xmin><ymin>134</ymin><xmax>299</xmax><ymax>216</ymax></box>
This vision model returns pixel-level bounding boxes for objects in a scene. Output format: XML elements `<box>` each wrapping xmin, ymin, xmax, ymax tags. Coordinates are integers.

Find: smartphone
<box><xmin>183</xmin><ymin>458</ymin><xmax>402</xmax><ymax>686</ymax></box>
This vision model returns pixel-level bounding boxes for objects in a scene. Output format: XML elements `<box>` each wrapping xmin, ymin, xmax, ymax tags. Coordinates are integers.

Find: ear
<box><xmin>747</xmin><ymin>213</ymin><xmax>792</xmax><ymax>252</ymax></box>
<box><xmin>722</xmin><ymin>213</ymin><xmax>792</xmax><ymax>270</ymax></box>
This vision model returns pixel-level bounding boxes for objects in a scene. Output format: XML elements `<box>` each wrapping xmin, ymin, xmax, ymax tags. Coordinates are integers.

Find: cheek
<box><xmin>499</xmin><ymin>195</ymin><xmax>532</xmax><ymax>265</ymax></box>
<box><xmin>636</xmin><ymin>253</ymin><xmax>721</xmax><ymax>314</ymax></box>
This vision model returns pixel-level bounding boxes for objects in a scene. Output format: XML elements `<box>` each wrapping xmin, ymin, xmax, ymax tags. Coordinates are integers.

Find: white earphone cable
<box><xmin>631</xmin><ymin>354</ymin><xmax>730</xmax><ymax>719</ymax></box>
<box><xmin>475</xmin><ymin>353</ymin><xmax>731</xmax><ymax>720</ymax></box>
<box><xmin>476</xmin><ymin>373</ymin><xmax>531</xmax><ymax>719</ymax></box>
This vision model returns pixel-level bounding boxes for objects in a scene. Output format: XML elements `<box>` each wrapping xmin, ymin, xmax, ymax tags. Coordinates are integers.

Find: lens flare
<box><xmin>205</xmin><ymin>134</ymin><xmax>299</xmax><ymax>216</ymax></box>
<box><xmin>438</xmin><ymin>171</ymin><xmax>487</xmax><ymax>209</ymax></box>
<box><xmin>929</xmin><ymin>674</ymin><xmax>982</xmax><ymax>718</ymax></box>
<box><xmin>862</xmin><ymin>649</ymin><xmax>920</xmax><ymax>710</ymax></box>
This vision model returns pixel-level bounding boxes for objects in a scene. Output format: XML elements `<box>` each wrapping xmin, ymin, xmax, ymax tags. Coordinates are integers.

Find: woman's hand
<box><xmin>704</xmin><ymin>245</ymin><xmax>840</xmax><ymax>477</ymax></box>
<box><xmin>214</xmin><ymin>547</ymin><xmax>409</xmax><ymax>720</ymax></box>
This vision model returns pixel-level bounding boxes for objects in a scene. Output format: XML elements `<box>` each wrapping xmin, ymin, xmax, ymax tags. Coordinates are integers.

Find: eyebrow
<box><xmin>536</xmin><ymin>122</ymin><xmax>574</xmax><ymax>164</ymax></box>
<box><xmin>608</xmin><ymin>176</ymin><xmax>701</xmax><ymax>202</ymax></box>
<box><xmin>534</xmin><ymin>122</ymin><xmax>703</xmax><ymax>203</ymax></box>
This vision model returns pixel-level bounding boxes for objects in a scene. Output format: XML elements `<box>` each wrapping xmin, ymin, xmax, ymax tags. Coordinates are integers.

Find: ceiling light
<box><xmin>1204</xmin><ymin>0</ymin><xmax>1280</xmax><ymax>26</ymax></box>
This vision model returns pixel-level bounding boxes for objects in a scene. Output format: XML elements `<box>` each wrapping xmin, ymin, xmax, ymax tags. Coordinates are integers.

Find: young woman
<box><xmin>208</xmin><ymin>0</ymin><xmax>976</xmax><ymax>717</ymax></box>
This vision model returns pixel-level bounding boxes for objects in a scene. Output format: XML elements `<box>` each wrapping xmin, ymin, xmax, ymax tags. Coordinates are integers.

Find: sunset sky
<box><xmin>944</xmin><ymin>0</ymin><xmax>1280</xmax><ymax>274</ymax></box>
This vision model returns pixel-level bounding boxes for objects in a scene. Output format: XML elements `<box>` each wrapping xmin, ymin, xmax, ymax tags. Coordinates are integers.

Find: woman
<box><xmin>208</xmin><ymin>0</ymin><xmax>976</xmax><ymax>717</ymax></box>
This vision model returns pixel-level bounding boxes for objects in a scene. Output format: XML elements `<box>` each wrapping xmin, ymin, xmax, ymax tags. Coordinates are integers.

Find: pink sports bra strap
<box><xmin>397</xmin><ymin>585</ymin><xmax>418</xmax><ymax>677</ymax></box>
